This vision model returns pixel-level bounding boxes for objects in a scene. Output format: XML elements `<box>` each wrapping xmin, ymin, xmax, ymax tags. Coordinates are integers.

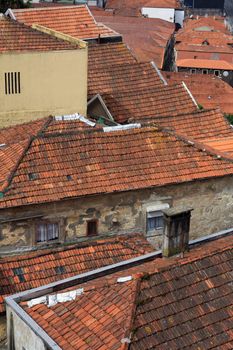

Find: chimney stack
<box><xmin>162</xmin><ymin>207</ymin><xmax>193</xmax><ymax>257</ymax></box>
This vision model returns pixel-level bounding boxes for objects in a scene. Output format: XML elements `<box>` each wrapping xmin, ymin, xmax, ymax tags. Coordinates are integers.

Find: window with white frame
<box><xmin>36</xmin><ymin>222</ymin><xmax>59</xmax><ymax>243</ymax></box>
<box><xmin>146</xmin><ymin>204</ymin><xmax>169</xmax><ymax>235</ymax></box>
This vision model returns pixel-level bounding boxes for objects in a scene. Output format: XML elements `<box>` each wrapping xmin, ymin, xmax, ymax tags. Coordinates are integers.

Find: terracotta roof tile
<box><xmin>0</xmin><ymin>234</ymin><xmax>153</xmax><ymax>313</ymax></box>
<box><xmin>12</xmin><ymin>5</ymin><xmax>119</xmax><ymax>40</ymax></box>
<box><xmin>88</xmin><ymin>42</ymin><xmax>136</xmax><ymax>69</ymax></box>
<box><xmin>20</xmin><ymin>235</ymin><xmax>233</xmax><ymax>350</ymax></box>
<box><xmin>0</xmin><ymin>16</ymin><xmax>81</xmax><ymax>52</ymax></box>
<box><xmin>101</xmin><ymin>83</ymin><xmax>197</xmax><ymax>123</ymax></box>
<box><xmin>176</xmin><ymin>59</ymin><xmax>233</xmax><ymax>70</ymax></box>
<box><xmin>175</xmin><ymin>16</ymin><xmax>233</xmax><ymax>63</ymax></box>
<box><xmin>92</xmin><ymin>13</ymin><xmax>175</xmax><ymax>69</ymax></box>
<box><xmin>106</xmin><ymin>0</ymin><xmax>181</xmax><ymax>10</ymax></box>
<box><xmin>1</xmin><ymin>123</ymin><xmax>233</xmax><ymax>208</ymax></box>
<box><xmin>140</xmin><ymin>109</ymin><xmax>233</xmax><ymax>141</ymax></box>
<box><xmin>164</xmin><ymin>71</ymin><xmax>233</xmax><ymax>115</ymax></box>
<box><xmin>88</xmin><ymin>62</ymin><xmax>163</xmax><ymax>97</ymax></box>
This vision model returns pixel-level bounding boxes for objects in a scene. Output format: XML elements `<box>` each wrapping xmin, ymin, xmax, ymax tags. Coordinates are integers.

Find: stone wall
<box><xmin>0</xmin><ymin>315</ymin><xmax>6</xmax><ymax>347</ymax></box>
<box><xmin>1</xmin><ymin>176</ymin><xmax>233</xmax><ymax>253</ymax></box>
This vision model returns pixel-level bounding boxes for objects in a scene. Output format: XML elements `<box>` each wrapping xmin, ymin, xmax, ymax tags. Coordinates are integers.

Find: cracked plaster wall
<box><xmin>0</xmin><ymin>176</ymin><xmax>233</xmax><ymax>253</ymax></box>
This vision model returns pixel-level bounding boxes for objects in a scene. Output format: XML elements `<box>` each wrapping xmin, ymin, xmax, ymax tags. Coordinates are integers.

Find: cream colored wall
<box><xmin>6</xmin><ymin>307</ymin><xmax>46</xmax><ymax>350</ymax></box>
<box><xmin>0</xmin><ymin>49</ymin><xmax>88</xmax><ymax>127</ymax></box>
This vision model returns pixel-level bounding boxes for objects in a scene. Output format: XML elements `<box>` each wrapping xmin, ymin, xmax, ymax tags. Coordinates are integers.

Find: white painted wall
<box><xmin>175</xmin><ymin>9</ymin><xmax>185</xmax><ymax>26</ymax></box>
<box><xmin>7</xmin><ymin>306</ymin><xmax>46</xmax><ymax>350</ymax></box>
<box><xmin>142</xmin><ymin>7</ymin><xmax>175</xmax><ymax>22</ymax></box>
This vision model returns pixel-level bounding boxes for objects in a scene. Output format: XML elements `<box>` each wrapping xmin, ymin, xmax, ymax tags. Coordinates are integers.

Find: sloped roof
<box><xmin>0</xmin><ymin>16</ymin><xmax>81</xmax><ymax>52</ymax></box>
<box><xmin>106</xmin><ymin>0</ymin><xmax>181</xmax><ymax>10</ymax></box>
<box><xmin>92</xmin><ymin>12</ymin><xmax>175</xmax><ymax>69</ymax></box>
<box><xmin>164</xmin><ymin>71</ymin><xmax>233</xmax><ymax>115</ymax></box>
<box><xmin>88</xmin><ymin>42</ymin><xmax>136</xmax><ymax>69</ymax></box>
<box><xmin>2</xmin><ymin>121</ymin><xmax>233</xmax><ymax>208</ymax></box>
<box><xmin>20</xmin><ymin>234</ymin><xmax>233</xmax><ymax>350</ymax></box>
<box><xmin>177</xmin><ymin>58</ymin><xmax>233</xmax><ymax>70</ymax></box>
<box><xmin>139</xmin><ymin>109</ymin><xmax>233</xmax><ymax>141</ymax></box>
<box><xmin>204</xmin><ymin>137</ymin><xmax>233</xmax><ymax>159</ymax></box>
<box><xmin>175</xmin><ymin>16</ymin><xmax>233</xmax><ymax>62</ymax></box>
<box><xmin>0</xmin><ymin>234</ymin><xmax>153</xmax><ymax>313</ymax></box>
<box><xmin>0</xmin><ymin>116</ymin><xmax>97</xmax><ymax>192</ymax></box>
<box><xmin>88</xmin><ymin>62</ymin><xmax>164</xmax><ymax>97</ymax></box>
<box><xmin>101</xmin><ymin>83</ymin><xmax>197</xmax><ymax>123</ymax></box>
<box><xmin>11</xmin><ymin>5</ymin><xmax>120</xmax><ymax>40</ymax></box>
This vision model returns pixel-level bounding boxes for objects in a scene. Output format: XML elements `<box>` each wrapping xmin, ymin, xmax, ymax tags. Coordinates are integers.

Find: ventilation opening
<box><xmin>4</xmin><ymin>72</ymin><xmax>21</xmax><ymax>95</ymax></box>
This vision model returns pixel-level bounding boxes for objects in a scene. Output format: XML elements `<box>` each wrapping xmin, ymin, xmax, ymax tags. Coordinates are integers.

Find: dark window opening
<box><xmin>202</xmin><ymin>69</ymin><xmax>208</xmax><ymax>75</ymax></box>
<box><xmin>214</xmin><ymin>70</ymin><xmax>220</xmax><ymax>76</ymax></box>
<box><xmin>36</xmin><ymin>222</ymin><xmax>59</xmax><ymax>243</ymax></box>
<box><xmin>147</xmin><ymin>210</ymin><xmax>164</xmax><ymax>234</ymax></box>
<box><xmin>87</xmin><ymin>220</ymin><xmax>98</xmax><ymax>236</ymax></box>
<box><xmin>4</xmin><ymin>72</ymin><xmax>21</xmax><ymax>95</ymax></box>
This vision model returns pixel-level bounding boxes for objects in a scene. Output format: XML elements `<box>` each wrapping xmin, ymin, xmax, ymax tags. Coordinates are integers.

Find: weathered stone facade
<box><xmin>1</xmin><ymin>176</ymin><xmax>233</xmax><ymax>254</ymax></box>
<box><xmin>0</xmin><ymin>315</ymin><xmax>6</xmax><ymax>349</ymax></box>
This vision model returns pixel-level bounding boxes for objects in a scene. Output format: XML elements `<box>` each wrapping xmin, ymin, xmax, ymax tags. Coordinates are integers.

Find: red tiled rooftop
<box><xmin>88</xmin><ymin>42</ymin><xmax>136</xmax><ymax>69</ymax></box>
<box><xmin>175</xmin><ymin>16</ymin><xmax>233</xmax><ymax>62</ymax></box>
<box><xmin>20</xmin><ymin>234</ymin><xmax>233</xmax><ymax>350</ymax></box>
<box><xmin>88</xmin><ymin>61</ymin><xmax>164</xmax><ymax>97</ymax></box>
<box><xmin>139</xmin><ymin>109</ymin><xmax>233</xmax><ymax>142</ymax></box>
<box><xmin>101</xmin><ymin>83</ymin><xmax>197</xmax><ymax>123</ymax></box>
<box><xmin>0</xmin><ymin>116</ymin><xmax>98</xmax><ymax>192</ymax></box>
<box><xmin>0</xmin><ymin>234</ymin><xmax>153</xmax><ymax>313</ymax></box>
<box><xmin>12</xmin><ymin>5</ymin><xmax>119</xmax><ymax>40</ymax></box>
<box><xmin>106</xmin><ymin>0</ymin><xmax>181</xmax><ymax>10</ymax></box>
<box><xmin>0</xmin><ymin>16</ymin><xmax>81</xmax><ymax>52</ymax></box>
<box><xmin>177</xmin><ymin>58</ymin><xmax>233</xmax><ymax>70</ymax></box>
<box><xmin>204</xmin><ymin>137</ymin><xmax>233</xmax><ymax>159</ymax></box>
<box><xmin>92</xmin><ymin>13</ymin><xmax>175</xmax><ymax>69</ymax></box>
<box><xmin>2</xmin><ymin>122</ymin><xmax>233</xmax><ymax>208</ymax></box>
<box><xmin>164</xmin><ymin>71</ymin><xmax>233</xmax><ymax>115</ymax></box>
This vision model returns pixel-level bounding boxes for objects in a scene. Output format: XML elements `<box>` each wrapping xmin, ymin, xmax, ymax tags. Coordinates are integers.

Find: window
<box><xmin>87</xmin><ymin>220</ymin><xmax>98</xmax><ymax>236</ymax></box>
<box><xmin>4</xmin><ymin>72</ymin><xmax>21</xmax><ymax>95</ymax></box>
<box><xmin>214</xmin><ymin>70</ymin><xmax>220</xmax><ymax>77</ymax></box>
<box><xmin>36</xmin><ymin>222</ymin><xmax>59</xmax><ymax>243</ymax></box>
<box><xmin>202</xmin><ymin>69</ymin><xmax>208</xmax><ymax>75</ymax></box>
<box><xmin>146</xmin><ymin>203</ymin><xmax>169</xmax><ymax>235</ymax></box>
<box><xmin>190</xmin><ymin>69</ymin><xmax>196</xmax><ymax>74</ymax></box>
<box><xmin>147</xmin><ymin>211</ymin><xmax>164</xmax><ymax>231</ymax></box>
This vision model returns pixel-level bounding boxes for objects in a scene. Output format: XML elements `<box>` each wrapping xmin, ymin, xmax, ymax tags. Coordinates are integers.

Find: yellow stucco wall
<box><xmin>0</xmin><ymin>48</ymin><xmax>88</xmax><ymax>127</ymax></box>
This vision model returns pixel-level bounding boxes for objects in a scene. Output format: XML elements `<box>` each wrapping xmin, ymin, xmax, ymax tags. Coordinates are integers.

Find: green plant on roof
<box><xmin>225</xmin><ymin>114</ymin><xmax>233</xmax><ymax>125</ymax></box>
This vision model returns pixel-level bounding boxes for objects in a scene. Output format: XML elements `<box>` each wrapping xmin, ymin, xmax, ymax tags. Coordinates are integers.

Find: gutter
<box><xmin>5</xmin><ymin>227</ymin><xmax>233</xmax><ymax>349</ymax></box>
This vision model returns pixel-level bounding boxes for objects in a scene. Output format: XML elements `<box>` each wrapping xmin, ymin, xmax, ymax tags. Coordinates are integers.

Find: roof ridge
<box><xmin>156</xmin><ymin>241</ymin><xmax>233</xmax><ymax>274</ymax></box>
<box><xmin>1</xmin><ymin>117</ymin><xmax>49</xmax><ymax>195</ymax></box>
<box><xmin>160</xmin><ymin>127</ymin><xmax>233</xmax><ymax>164</ymax></box>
